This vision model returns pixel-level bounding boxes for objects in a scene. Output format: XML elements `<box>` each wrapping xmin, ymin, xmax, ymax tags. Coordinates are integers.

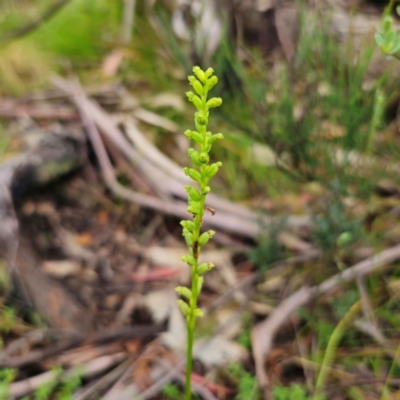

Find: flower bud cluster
<box><xmin>176</xmin><ymin>66</ymin><xmax>224</xmax><ymax>324</ymax></box>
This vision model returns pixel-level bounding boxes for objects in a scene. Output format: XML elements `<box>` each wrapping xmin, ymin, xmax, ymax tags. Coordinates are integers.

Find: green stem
<box><xmin>185</xmin><ymin>315</ymin><xmax>194</xmax><ymax>400</ymax></box>
<box><xmin>314</xmin><ymin>301</ymin><xmax>360</xmax><ymax>399</ymax></box>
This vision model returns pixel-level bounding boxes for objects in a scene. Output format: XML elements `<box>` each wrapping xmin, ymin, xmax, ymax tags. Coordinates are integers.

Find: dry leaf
<box><xmin>76</xmin><ymin>232</ymin><xmax>94</xmax><ymax>246</ymax></box>
<box><xmin>42</xmin><ymin>260</ymin><xmax>81</xmax><ymax>278</ymax></box>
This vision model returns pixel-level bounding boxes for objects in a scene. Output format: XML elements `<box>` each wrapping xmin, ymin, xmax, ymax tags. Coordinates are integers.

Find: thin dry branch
<box><xmin>53</xmin><ymin>77</ymin><xmax>313</xmax><ymax>240</ymax></box>
<box><xmin>9</xmin><ymin>353</ymin><xmax>126</xmax><ymax>399</ymax></box>
<box><xmin>0</xmin><ymin>324</ymin><xmax>164</xmax><ymax>369</ymax></box>
<box><xmin>252</xmin><ymin>244</ymin><xmax>400</xmax><ymax>399</ymax></box>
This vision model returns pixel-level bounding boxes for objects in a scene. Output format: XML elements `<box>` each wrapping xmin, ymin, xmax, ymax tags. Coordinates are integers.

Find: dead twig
<box><xmin>0</xmin><ymin>105</ymin><xmax>77</xmax><ymax>120</ymax></box>
<box><xmin>0</xmin><ymin>324</ymin><xmax>165</xmax><ymax>369</ymax></box>
<box><xmin>252</xmin><ymin>244</ymin><xmax>400</xmax><ymax>399</ymax></box>
<box><xmin>121</xmin><ymin>0</ymin><xmax>136</xmax><ymax>45</ymax></box>
<box><xmin>53</xmin><ymin>77</ymin><xmax>313</xmax><ymax>242</ymax></box>
<box><xmin>9</xmin><ymin>353</ymin><xmax>126</xmax><ymax>399</ymax></box>
<box><xmin>73</xmin><ymin>359</ymin><xmax>131</xmax><ymax>400</ymax></box>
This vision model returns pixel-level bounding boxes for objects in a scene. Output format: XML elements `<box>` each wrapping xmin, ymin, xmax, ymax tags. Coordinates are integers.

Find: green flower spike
<box><xmin>176</xmin><ymin>66</ymin><xmax>224</xmax><ymax>400</ymax></box>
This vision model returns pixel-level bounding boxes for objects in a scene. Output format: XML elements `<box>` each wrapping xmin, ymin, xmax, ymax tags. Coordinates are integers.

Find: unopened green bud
<box><xmin>184</xmin><ymin>129</ymin><xmax>204</xmax><ymax>144</ymax></box>
<box><xmin>205</xmin><ymin>67</ymin><xmax>214</xmax><ymax>78</ymax></box>
<box><xmin>188</xmin><ymin>75</ymin><xmax>196</xmax><ymax>85</ymax></box>
<box><xmin>195</xmin><ymin>113</ymin><xmax>208</xmax><ymax>127</ymax></box>
<box><xmin>206</xmin><ymin>162</ymin><xmax>222</xmax><ymax>179</ymax></box>
<box><xmin>192</xmin><ymin>80</ymin><xmax>204</xmax><ymax>96</ymax></box>
<box><xmin>197</xmin><ymin>262</ymin><xmax>215</xmax><ymax>275</ymax></box>
<box><xmin>206</xmin><ymin>97</ymin><xmax>222</xmax><ymax>109</ymax></box>
<box><xmin>198</xmin><ymin>153</ymin><xmax>209</xmax><ymax>164</ymax></box>
<box><xmin>193</xmin><ymin>66</ymin><xmax>206</xmax><ymax>83</ymax></box>
<box><xmin>175</xmin><ymin>286</ymin><xmax>192</xmax><ymax>300</ymax></box>
<box><xmin>194</xmin><ymin>308</ymin><xmax>204</xmax><ymax>318</ymax></box>
<box><xmin>181</xmin><ymin>254</ymin><xmax>196</xmax><ymax>266</ymax></box>
<box><xmin>337</xmin><ymin>232</ymin><xmax>353</xmax><ymax>247</ymax></box>
<box><xmin>206</xmin><ymin>76</ymin><xmax>218</xmax><ymax>91</ymax></box>
<box><xmin>197</xmin><ymin>276</ymin><xmax>204</xmax><ymax>293</ymax></box>
<box><xmin>198</xmin><ymin>230</ymin><xmax>216</xmax><ymax>246</ymax></box>
<box><xmin>178</xmin><ymin>300</ymin><xmax>190</xmax><ymax>317</ymax></box>
<box><xmin>208</xmin><ymin>133</ymin><xmax>224</xmax><ymax>144</ymax></box>
<box><xmin>188</xmin><ymin>149</ymin><xmax>202</xmax><ymax>166</ymax></box>
<box><xmin>184</xmin><ymin>231</ymin><xmax>193</xmax><ymax>246</ymax></box>
<box><xmin>187</xmin><ymin>205</ymin><xmax>201</xmax><ymax>215</ymax></box>
<box><xmin>186</xmin><ymin>91</ymin><xmax>195</xmax><ymax>101</ymax></box>
<box><xmin>202</xmin><ymin>186</ymin><xmax>211</xmax><ymax>194</ymax></box>
<box><xmin>180</xmin><ymin>220</ymin><xmax>195</xmax><ymax>232</ymax></box>
<box><xmin>183</xmin><ymin>167</ymin><xmax>202</xmax><ymax>183</ymax></box>
<box><xmin>193</xmin><ymin>96</ymin><xmax>203</xmax><ymax>109</ymax></box>
<box><xmin>184</xmin><ymin>185</ymin><xmax>202</xmax><ymax>201</ymax></box>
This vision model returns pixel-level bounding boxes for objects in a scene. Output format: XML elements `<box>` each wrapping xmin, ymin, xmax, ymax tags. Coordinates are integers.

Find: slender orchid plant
<box><xmin>175</xmin><ymin>66</ymin><xmax>224</xmax><ymax>400</ymax></box>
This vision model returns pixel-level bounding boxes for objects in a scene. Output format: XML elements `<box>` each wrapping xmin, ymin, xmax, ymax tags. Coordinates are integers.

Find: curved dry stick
<box><xmin>252</xmin><ymin>244</ymin><xmax>400</xmax><ymax>399</ymax></box>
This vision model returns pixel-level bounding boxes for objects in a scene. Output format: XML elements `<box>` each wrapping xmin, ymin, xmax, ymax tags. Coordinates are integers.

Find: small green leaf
<box><xmin>375</xmin><ymin>32</ymin><xmax>385</xmax><ymax>47</ymax></box>
<box><xmin>392</xmin><ymin>36</ymin><xmax>400</xmax><ymax>53</ymax></box>
<box><xmin>383</xmin><ymin>16</ymin><xmax>393</xmax><ymax>34</ymax></box>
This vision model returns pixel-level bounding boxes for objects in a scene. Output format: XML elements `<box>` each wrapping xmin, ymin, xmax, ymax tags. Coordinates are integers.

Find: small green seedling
<box><xmin>375</xmin><ymin>1</ymin><xmax>400</xmax><ymax>57</ymax></box>
<box><xmin>176</xmin><ymin>66</ymin><xmax>224</xmax><ymax>400</ymax></box>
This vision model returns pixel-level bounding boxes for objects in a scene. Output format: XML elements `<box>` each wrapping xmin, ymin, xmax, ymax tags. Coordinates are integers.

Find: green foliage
<box><xmin>312</xmin><ymin>197</ymin><xmax>363</xmax><ymax>254</ymax></box>
<box><xmin>236</xmin><ymin>313</ymin><xmax>253</xmax><ymax>350</ymax></box>
<box><xmin>249</xmin><ymin>218</ymin><xmax>287</xmax><ymax>271</ymax></box>
<box><xmin>375</xmin><ymin>0</ymin><xmax>400</xmax><ymax>57</ymax></box>
<box><xmin>0</xmin><ymin>306</ymin><xmax>16</xmax><ymax>334</ymax></box>
<box><xmin>228</xmin><ymin>363</ymin><xmax>260</xmax><ymax>400</ymax></box>
<box><xmin>272</xmin><ymin>383</ymin><xmax>314</xmax><ymax>400</ymax></box>
<box><xmin>34</xmin><ymin>366</ymin><xmax>82</xmax><ymax>400</ymax></box>
<box><xmin>330</xmin><ymin>288</ymin><xmax>359</xmax><ymax>319</ymax></box>
<box><xmin>163</xmin><ymin>383</ymin><xmax>183</xmax><ymax>400</ymax></box>
<box><xmin>0</xmin><ymin>369</ymin><xmax>17</xmax><ymax>400</ymax></box>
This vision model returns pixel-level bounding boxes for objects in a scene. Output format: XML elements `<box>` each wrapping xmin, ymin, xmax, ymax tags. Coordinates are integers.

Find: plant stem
<box><xmin>185</xmin><ymin>315</ymin><xmax>194</xmax><ymax>400</ymax></box>
<box><xmin>314</xmin><ymin>301</ymin><xmax>361</xmax><ymax>399</ymax></box>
